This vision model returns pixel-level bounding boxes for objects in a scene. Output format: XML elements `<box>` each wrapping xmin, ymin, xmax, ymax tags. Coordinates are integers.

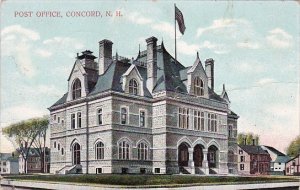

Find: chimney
<box><xmin>205</xmin><ymin>58</ymin><xmax>214</xmax><ymax>91</ymax></box>
<box><xmin>99</xmin><ymin>39</ymin><xmax>113</xmax><ymax>75</ymax></box>
<box><xmin>146</xmin><ymin>36</ymin><xmax>158</xmax><ymax>93</ymax></box>
<box><xmin>252</xmin><ymin>139</ymin><xmax>256</xmax><ymax>146</ymax></box>
<box><xmin>243</xmin><ymin>137</ymin><xmax>247</xmax><ymax>145</ymax></box>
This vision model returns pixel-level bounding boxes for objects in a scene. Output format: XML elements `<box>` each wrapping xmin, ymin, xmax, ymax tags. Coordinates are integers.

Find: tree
<box><xmin>2</xmin><ymin>117</ymin><xmax>49</xmax><ymax>173</ymax></box>
<box><xmin>237</xmin><ymin>132</ymin><xmax>260</xmax><ymax>145</ymax></box>
<box><xmin>286</xmin><ymin>135</ymin><xmax>300</xmax><ymax>157</ymax></box>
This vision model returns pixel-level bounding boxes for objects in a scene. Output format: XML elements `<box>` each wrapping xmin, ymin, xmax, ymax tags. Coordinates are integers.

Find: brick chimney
<box><xmin>99</xmin><ymin>39</ymin><xmax>113</xmax><ymax>75</ymax></box>
<box><xmin>205</xmin><ymin>58</ymin><xmax>214</xmax><ymax>91</ymax></box>
<box><xmin>146</xmin><ymin>36</ymin><xmax>158</xmax><ymax>93</ymax></box>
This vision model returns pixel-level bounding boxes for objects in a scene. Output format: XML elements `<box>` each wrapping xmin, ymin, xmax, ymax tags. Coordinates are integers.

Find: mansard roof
<box><xmin>50</xmin><ymin>43</ymin><xmax>227</xmax><ymax>108</ymax></box>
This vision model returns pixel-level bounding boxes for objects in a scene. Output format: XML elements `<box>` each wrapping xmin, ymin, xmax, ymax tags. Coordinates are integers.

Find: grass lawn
<box><xmin>4</xmin><ymin>174</ymin><xmax>298</xmax><ymax>186</ymax></box>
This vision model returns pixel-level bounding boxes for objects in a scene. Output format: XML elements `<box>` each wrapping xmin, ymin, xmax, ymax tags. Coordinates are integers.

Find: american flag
<box><xmin>175</xmin><ymin>6</ymin><xmax>186</xmax><ymax>35</ymax></box>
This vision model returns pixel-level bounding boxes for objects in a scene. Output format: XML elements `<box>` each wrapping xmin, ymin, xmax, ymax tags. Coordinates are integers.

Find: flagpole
<box><xmin>174</xmin><ymin>3</ymin><xmax>177</xmax><ymax>65</ymax></box>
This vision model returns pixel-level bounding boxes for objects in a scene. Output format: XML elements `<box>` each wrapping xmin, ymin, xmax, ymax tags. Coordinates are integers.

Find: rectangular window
<box><xmin>96</xmin><ymin>168</ymin><xmax>102</xmax><ymax>174</ymax></box>
<box><xmin>207</xmin><ymin>113</ymin><xmax>211</xmax><ymax>131</ymax></box>
<box><xmin>140</xmin><ymin>168</ymin><xmax>146</xmax><ymax>174</ymax></box>
<box><xmin>201</xmin><ymin>112</ymin><xmax>205</xmax><ymax>131</ymax></box>
<box><xmin>228</xmin><ymin>125</ymin><xmax>232</xmax><ymax>138</ymax></box>
<box><xmin>140</xmin><ymin>110</ymin><xmax>145</xmax><ymax>127</ymax></box>
<box><xmin>71</xmin><ymin>114</ymin><xmax>76</xmax><ymax>129</ymax></box>
<box><xmin>194</xmin><ymin>110</ymin><xmax>204</xmax><ymax>131</ymax></box>
<box><xmin>57</xmin><ymin>117</ymin><xmax>60</xmax><ymax>123</ymax></box>
<box><xmin>97</xmin><ymin>108</ymin><xmax>103</xmax><ymax>125</ymax></box>
<box><xmin>241</xmin><ymin>156</ymin><xmax>245</xmax><ymax>162</ymax></box>
<box><xmin>179</xmin><ymin>108</ymin><xmax>189</xmax><ymax>129</ymax></box>
<box><xmin>154</xmin><ymin>168</ymin><xmax>160</xmax><ymax>173</ymax></box>
<box><xmin>121</xmin><ymin>107</ymin><xmax>127</xmax><ymax>125</ymax></box>
<box><xmin>121</xmin><ymin>168</ymin><xmax>128</xmax><ymax>174</ymax></box>
<box><xmin>240</xmin><ymin>164</ymin><xmax>244</xmax><ymax>170</ymax></box>
<box><xmin>54</xmin><ymin>115</ymin><xmax>56</xmax><ymax>121</ymax></box>
<box><xmin>77</xmin><ymin>112</ymin><xmax>81</xmax><ymax>128</ymax></box>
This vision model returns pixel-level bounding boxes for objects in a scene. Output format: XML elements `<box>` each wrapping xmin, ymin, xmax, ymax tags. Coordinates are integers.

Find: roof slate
<box><xmin>50</xmin><ymin>42</ymin><xmax>228</xmax><ymax>108</ymax></box>
<box><xmin>239</xmin><ymin>145</ymin><xmax>269</xmax><ymax>155</ymax></box>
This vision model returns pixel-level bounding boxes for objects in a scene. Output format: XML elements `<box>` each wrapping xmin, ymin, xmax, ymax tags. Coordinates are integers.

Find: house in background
<box><xmin>261</xmin><ymin>145</ymin><xmax>290</xmax><ymax>175</ymax></box>
<box><xmin>19</xmin><ymin>148</ymin><xmax>50</xmax><ymax>173</ymax></box>
<box><xmin>286</xmin><ymin>154</ymin><xmax>300</xmax><ymax>176</ymax></box>
<box><xmin>238</xmin><ymin>145</ymin><xmax>271</xmax><ymax>175</ymax></box>
<box><xmin>0</xmin><ymin>153</ymin><xmax>19</xmax><ymax>174</ymax></box>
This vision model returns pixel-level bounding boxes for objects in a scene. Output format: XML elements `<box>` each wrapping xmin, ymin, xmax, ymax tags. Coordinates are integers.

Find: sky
<box><xmin>0</xmin><ymin>1</ymin><xmax>299</xmax><ymax>153</ymax></box>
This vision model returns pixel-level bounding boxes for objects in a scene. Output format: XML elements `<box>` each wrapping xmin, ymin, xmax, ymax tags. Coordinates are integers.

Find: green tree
<box><xmin>2</xmin><ymin>117</ymin><xmax>49</xmax><ymax>173</ymax></box>
<box><xmin>286</xmin><ymin>135</ymin><xmax>300</xmax><ymax>157</ymax></box>
<box><xmin>246</xmin><ymin>133</ymin><xmax>254</xmax><ymax>145</ymax></box>
<box><xmin>237</xmin><ymin>133</ymin><xmax>245</xmax><ymax>145</ymax></box>
<box><xmin>237</xmin><ymin>132</ymin><xmax>260</xmax><ymax>145</ymax></box>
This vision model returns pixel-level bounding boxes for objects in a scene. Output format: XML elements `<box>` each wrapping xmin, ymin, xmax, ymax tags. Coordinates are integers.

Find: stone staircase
<box><xmin>56</xmin><ymin>165</ymin><xmax>82</xmax><ymax>174</ymax></box>
<box><xmin>209</xmin><ymin>168</ymin><xmax>218</xmax><ymax>174</ymax></box>
<box><xmin>195</xmin><ymin>167</ymin><xmax>205</xmax><ymax>175</ymax></box>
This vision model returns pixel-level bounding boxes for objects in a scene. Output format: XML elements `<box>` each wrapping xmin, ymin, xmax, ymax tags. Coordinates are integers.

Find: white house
<box><xmin>261</xmin><ymin>145</ymin><xmax>290</xmax><ymax>175</ymax></box>
<box><xmin>0</xmin><ymin>153</ymin><xmax>19</xmax><ymax>174</ymax></box>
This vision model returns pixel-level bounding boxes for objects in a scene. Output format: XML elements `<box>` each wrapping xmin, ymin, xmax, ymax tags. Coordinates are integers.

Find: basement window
<box><xmin>154</xmin><ymin>168</ymin><xmax>160</xmax><ymax>174</ymax></box>
<box><xmin>96</xmin><ymin>168</ymin><xmax>102</xmax><ymax>174</ymax></box>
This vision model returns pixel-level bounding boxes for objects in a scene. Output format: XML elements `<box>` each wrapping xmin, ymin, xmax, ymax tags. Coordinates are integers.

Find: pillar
<box><xmin>203</xmin><ymin>149</ymin><xmax>209</xmax><ymax>175</ymax></box>
<box><xmin>188</xmin><ymin>148</ymin><xmax>195</xmax><ymax>174</ymax></box>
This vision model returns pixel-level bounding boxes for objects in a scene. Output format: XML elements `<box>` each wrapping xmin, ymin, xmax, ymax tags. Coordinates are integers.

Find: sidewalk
<box><xmin>1</xmin><ymin>178</ymin><xmax>299</xmax><ymax>190</ymax></box>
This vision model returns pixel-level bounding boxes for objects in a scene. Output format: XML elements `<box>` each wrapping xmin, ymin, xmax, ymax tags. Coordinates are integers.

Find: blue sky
<box><xmin>1</xmin><ymin>1</ymin><xmax>299</xmax><ymax>153</ymax></box>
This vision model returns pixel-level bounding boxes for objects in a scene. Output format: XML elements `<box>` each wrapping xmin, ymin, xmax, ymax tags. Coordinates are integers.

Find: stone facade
<box><xmin>49</xmin><ymin>36</ymin><xmax>239</xmax><ymax>175</ymax></box>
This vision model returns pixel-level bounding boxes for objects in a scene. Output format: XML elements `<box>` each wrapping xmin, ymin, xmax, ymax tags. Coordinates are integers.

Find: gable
<box><xmin>68</xmin><ymin>60</ymin><xmax>86</xmax><ymax>81</ymax></box>
<box><xmin>66</xmin><ymin>60</ymin><xmax>88</xmax><ymax>101</ymax></box>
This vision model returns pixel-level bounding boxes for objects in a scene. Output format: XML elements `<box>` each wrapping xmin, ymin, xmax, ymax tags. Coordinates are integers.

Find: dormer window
<box><xmin>194</xmin><ymin>77</ymin><xmax>204</xmax><ymax>96</ymax></box>
<box><xmin>129</xmin><ymin>79</ymin><xmax>138</xmax><ymax>95</ymax></box>
<box><xmin>72</xmin><ymin>79</ymin><xmax>81</xmax><ymax>99</ymax></box>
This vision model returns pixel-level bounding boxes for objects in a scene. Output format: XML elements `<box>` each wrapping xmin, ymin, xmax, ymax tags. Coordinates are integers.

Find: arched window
<box><xmin>193</xmin><ymin>77</ymin><xmax>204</xmax><ymax>96</ymax></box>
<box><xmin>73</xmin><ymin>143</ymin><xmax>81</xmax><ymax>165</ymax></box>
<box><xmin>118</xmin><ymin>141</ymin><xmax>130</xmax><ymax>160</ymax></box>
<box><xmin>61</xmin><ymin>148</ymin><xmax>64</xmax><ymax>155</ymax></box>
<box><xmin>95</xmin><ymin>142</ymin><xmax>104</xmax><ymax>160</ymax></box>
<box><xmin>138</xmin><ymin>142</ymin><xmax>148</xmax><ymax>160</ymax></box>
<box><xmin>54</xmin><ymin>141</ymin><xmax>56</xmax><ymax>148</ymax></box>
<box><xmin>58</xmin><ymin>143</ymin><xmax>60</xmax><ymax>150</ymax></box>
<box><xmin>129</xmin><ymin>79</ymin><xmax>138</xmax><ymax>95</ymax></box>
<box><xmin>72</xmin><ymin>79</ymin><xmax>81</xmax><ymax>99</ymax></box>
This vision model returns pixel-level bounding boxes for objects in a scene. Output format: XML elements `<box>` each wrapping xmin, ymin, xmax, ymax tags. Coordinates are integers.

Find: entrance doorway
<box><xmin>73</xmin><ymin>143</ymin><xmax>81</xmax><ymax>165</ymax></box>
<box><xmin>178</xmin><ymin>143</ymin><xmax>189</xmax><ymax>167</ymax></box>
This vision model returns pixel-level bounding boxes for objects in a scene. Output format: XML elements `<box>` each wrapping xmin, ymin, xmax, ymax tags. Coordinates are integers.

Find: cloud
<box><xmin>196</xmin><ymin>18</ymin><xmax>249</xmax><ymax>38</ymax></box>
<box><xmin>256</xmin><ymin>78</ymin><xmax>276</xmax><ymax>85</ymax></box>
<box><xmin>236</xmin><ymin>41</ymin><xmax>261</xmax><ymax>49</ymax></box>
<box><xmin>1</xmin><ymin>104</ymin><xmax>48</xmax><ymax>128</ymax></box>
<box><xmin>200</xmin><ymin>41</ymin><xmax>229</xmax><ymax>54</ymax></box>
<box><xmin>127</xmin><ymin>12</ymin><xmax>153</xmax><ymax>25</ymax></box>
<box><xmin>35</xmin><ymin>49</ymin><xmax>53</xmax><ymax>57</ymax></box>
<box><xmin>266</xmin><ymin>28</ymin><xmax>293</xmax><ymax>48</ymax></box>
<box><xmin>1</xmin><ymin>25</ymin><xmax>40</xmax><ymax>77</ymax></box>
<box><xmin>177</xmin><ymin>40</ymin><xmax>200</xmax><ymax>55</ymax></box>
<box><xmin>233</xmin><ymin>61</ymin><xmax>265</xmax><ymax>73</ymax></box>
<box><xmin>151</xmin><ymin>21</ymin><xmax>181</xmax><ymax>39</ymax></box>
<box><xmin>43</xmin><ymin>37</ymin><xmax>84</xmax><ymax>50</ymax></box>
<box><xmin>1</xmin><ymin>24</ymin><xmax>40</xmax><ymax>41</ymax></box>
<box><xmin>43</xmin><ymin>37</ymin><xmax>85</xmax><ymax>58</ymax></box>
